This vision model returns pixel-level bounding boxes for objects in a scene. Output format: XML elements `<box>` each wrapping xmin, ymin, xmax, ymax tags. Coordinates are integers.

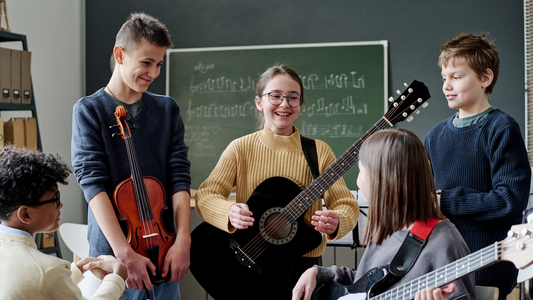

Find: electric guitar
<box><xmin>189</xmin><ymin>80</ymin><xmax>431</xmax><ymax>300</ymax></box>
<box><xmin>311</xmin><ymin>223</ymin><xmax>533</xmax><ymax>300</ymax></box>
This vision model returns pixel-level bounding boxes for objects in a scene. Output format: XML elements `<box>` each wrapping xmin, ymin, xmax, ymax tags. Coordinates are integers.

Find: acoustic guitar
<box><xmin>189</xmin><ymin>80</ymin><xmax>431</xmax><ymax>300</ymax></box>
<box><xmin>311</xmin><ymin>223</ymin><xmax>533</xmax><ymax>300</ymax></box>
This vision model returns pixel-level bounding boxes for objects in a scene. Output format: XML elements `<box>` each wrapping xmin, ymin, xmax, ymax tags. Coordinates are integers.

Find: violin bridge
<box><xmin>143</xmin><ymin>233</ymin><xmax>159</xmax><ymax>238</ymax></box>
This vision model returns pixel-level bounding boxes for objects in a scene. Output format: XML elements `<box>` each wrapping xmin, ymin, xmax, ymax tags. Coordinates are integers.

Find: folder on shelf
<box><xmin>0</xmin><ymin>48</ymin><xmax>11</xmax><ymax>103</ymax></box>
<box><xmin>21</xmin><ymin>51</ymin><xmax>32</xmax><ymax>105</ymax></box>
<box><xmin>10</xmin><ymin>49</ymin><xmax>22</xmax><ymax>104</ymax></box>
<box><xmin>4</xmin><ymin>118</ymin><xmax>25</xmax><ymax>148</ymax></box>
<box><xmin>24</xmin><ymin>118</ymin><xmax>37</xmax><ymax>150</ymax></box>
<box><xmin>0</xmin><ymin>117</ymin><xmax>4</xmax><ymax>148</ymax></box>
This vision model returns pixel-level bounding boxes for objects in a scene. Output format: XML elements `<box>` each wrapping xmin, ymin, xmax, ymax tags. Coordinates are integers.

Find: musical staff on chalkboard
<box><xmin>299</xmin><ymin>121</ymin><xmax>363</xmax><ymax>139</ymax></box>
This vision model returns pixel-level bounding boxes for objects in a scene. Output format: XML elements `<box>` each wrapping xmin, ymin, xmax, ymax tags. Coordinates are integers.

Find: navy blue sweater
<box><xmin>424</xmin><ymin>108</ymin><xmax>530</xmax><ymax>297</ymax></box>
<box><xmin>71</xmin><ymin>88</ymin><xmax>191</xmax><ymax>256</ymax></box>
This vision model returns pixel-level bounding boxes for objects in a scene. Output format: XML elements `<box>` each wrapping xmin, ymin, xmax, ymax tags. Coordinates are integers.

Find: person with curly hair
<box><xmin>0</xmin><ymin>145</ymin><xmax>128</xmax><ymax>300</ymax></box>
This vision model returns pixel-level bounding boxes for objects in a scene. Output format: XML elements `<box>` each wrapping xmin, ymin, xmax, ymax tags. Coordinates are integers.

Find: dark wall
<box><xmin>86</xmin><ymin>0</ymin><xmax>525</xmax><ymax>140</ymax></box>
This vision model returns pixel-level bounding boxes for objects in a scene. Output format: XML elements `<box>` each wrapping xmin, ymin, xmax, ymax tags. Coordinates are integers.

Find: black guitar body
<box><xmin>311</xmin><ymin>266</ymin><xmax>398</xmax><ymax>300</ymax></box>
<box><xmin>190</xmin><ymin>177</ymin><xmax>323</xmax><ymax>300</ymax></box>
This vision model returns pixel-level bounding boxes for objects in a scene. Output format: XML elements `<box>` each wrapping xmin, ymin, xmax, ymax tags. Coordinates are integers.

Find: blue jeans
<box><xmin>120</xmin><ymin>281</ymin><xmax>180</xmax><ymax>300</ymax></box>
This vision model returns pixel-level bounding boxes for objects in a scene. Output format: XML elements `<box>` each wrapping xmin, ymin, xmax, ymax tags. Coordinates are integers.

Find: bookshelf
<box><xmin>0</xmin><ymin>30</ymin><xmax>60</xmax><ymax>258</ymax></box>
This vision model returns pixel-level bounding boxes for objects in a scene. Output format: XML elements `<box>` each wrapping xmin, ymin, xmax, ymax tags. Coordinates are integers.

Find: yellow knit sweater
<box><xmin>195</xmin><ymin>126</ymin><xmax>359</xmax><ymax>257</ymax></box>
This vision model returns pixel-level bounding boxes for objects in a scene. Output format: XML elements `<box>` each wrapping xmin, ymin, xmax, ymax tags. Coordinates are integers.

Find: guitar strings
<box><xmin>372</xmin><ymin>236</ymin><xmax>531</xmax><ymax>300</ymax></box>
<box><xmin>238</xmin><ymin>91</ymin><xmax>419</xmax><ymax>263</ymax></box>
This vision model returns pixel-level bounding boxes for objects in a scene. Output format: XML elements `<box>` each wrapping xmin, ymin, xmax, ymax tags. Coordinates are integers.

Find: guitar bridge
<box><xmin>229</xmin><ymin>239</ymin><xmax>262</xmax><ymax>275</ymax></box>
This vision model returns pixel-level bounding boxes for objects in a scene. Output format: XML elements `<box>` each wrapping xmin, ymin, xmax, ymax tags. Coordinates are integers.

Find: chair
<box><xmin>59</xmin><ymin>222</ymin><xmax>101</xmax><ymax>298</ymax></box>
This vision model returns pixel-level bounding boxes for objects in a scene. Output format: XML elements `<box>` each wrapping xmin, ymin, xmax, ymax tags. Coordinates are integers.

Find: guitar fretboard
<box><xmin>280</xmin><ymin>116</ymin><xmax>394</xmax><ymax>222</ymax></box>
<box><xmin>372</xmin><ymin>242</ymin><xmax>501</xmax><ymax>300</ymax></box>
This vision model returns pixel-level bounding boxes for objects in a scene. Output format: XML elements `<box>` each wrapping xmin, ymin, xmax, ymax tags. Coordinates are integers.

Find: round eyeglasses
<box><xmin>5</xmin><ymin>190</ymin><xmax>61</xmax><ymax>217</ymax></box>
<box><xmin>260</xmin><ymin>92</ymin><xmax>303</xmax><ymax>107</ymax></box>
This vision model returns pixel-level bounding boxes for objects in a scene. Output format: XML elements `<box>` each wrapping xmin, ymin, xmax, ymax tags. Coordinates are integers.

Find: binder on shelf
<box><xmin>4</xmin><ymin>118</ymin><xmax>24</xmax><ymax>148</ymax></box>
<box><xmin>21</xmin><ymin>50</ymin><xmax>32</xmax><ymax>105</ymax></box>
<box><xmin>0</xmin><ymin>47</ymin><xmax>11</xmax><ymax>103</ymax></box>
<box><xmin>24</xmin><ymin>118</ymin><xmax>37</xmax><ymax>150</ymax></box>
<box><xmin>0</xmin><ymin>117</ymin><xmax>4</xmax><ymax>148</ymax></box>
<box><xmin>10</xmin><ymin>49</ymin><xmax>22</xmax><ymax>104</ymax></box>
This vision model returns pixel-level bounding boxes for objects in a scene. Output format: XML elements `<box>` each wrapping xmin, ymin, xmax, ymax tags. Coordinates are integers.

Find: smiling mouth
<box><xmin>276</xmin><ymin>112</ymin><xmax>290</xmax><ymax>116</ymax></box>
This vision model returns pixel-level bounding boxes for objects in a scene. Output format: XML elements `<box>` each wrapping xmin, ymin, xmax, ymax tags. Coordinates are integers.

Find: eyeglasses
<box><xmin>5</xmin><ymin>190</ymin><xmax>61</xmax><ymax>217</ymax></box>
<box><xmin>260</xmin><ymin>92</ymin><xmax>303</xmax><ymax>107</ymax></box>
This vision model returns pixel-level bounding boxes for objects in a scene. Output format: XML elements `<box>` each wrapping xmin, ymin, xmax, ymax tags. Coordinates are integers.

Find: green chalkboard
<box><xmin>166</xmin><ymin>41</ymin><xmax>387</xmax><ymax>189</ymax></box>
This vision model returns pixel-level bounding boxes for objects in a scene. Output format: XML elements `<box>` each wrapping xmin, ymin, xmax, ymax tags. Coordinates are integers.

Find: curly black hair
<box><xmin>0</xmin><ymin>145</ymin><xmax>72</xmax><ymax>220</ymax></box>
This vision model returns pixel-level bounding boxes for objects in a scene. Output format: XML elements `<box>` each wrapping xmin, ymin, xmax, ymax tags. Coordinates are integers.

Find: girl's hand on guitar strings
<box><xmin>292</xmin><ymin>266</ymin><xmax>317</xmax><ymax>300</ymax></box>
<box><xmin>415</xmin><ymin>282</ymin><xmax>456</xmax><ymax>300</ymax></box>
<box><xmin>229</xmin><ymin>203</ymin><xmax>254</xmax><ymax>229</ymax></box>
<box><xmin>311</xmin><ymin>210</ymin><xmax>340</xmax><ymax>235</ymax></box>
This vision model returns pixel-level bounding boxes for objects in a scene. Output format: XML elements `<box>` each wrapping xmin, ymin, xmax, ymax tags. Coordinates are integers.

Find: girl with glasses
<box><xmin>193</xmin><ymin>64</ymin><xmax>359</xmax><ymax>299</ymax></box>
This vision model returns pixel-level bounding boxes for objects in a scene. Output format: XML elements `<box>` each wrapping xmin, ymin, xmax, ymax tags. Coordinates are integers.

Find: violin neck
<box><xmin>124</xmin><ymin>135</ymin><xmax>154</xmax><ymax>221</ymax></box>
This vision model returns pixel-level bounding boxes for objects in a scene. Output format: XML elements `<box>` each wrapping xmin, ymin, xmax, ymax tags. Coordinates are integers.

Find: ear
<box><xmin>481</xmin><ymin>68</ymin><xmax>494</xmax><ymax>89</ymax></box>
<box><xmin>113</xmin><ymin>46</ymin><xmax>125</xmax><ymax>65</ymax></box>
<box><xmin>16</xmin><ymin>206</ymin><xmax>32</xmax><ymax>225</ymax></box>
<box><xmin>255</xmin><ymin>97</ymin><xmax>263</xmax><ymax>112</ymax></box>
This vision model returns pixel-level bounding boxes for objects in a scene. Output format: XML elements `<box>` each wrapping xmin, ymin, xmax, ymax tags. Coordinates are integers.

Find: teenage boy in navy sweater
<box><xmin>424</xmin><ymin>33</ymin><xmax>531</xmax><ymax>300</ymax></box>
<box><xmin>72</xmin><ymin>12</ymin><xmax>191</xmax><ymax>300</ymax></box>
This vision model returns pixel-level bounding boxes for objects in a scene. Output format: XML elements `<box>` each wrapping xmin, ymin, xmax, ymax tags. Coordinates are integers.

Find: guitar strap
<box><xmin>300</xmin><ymin>135</ymin><xmax>320</xmax><ymax>179</ymax></box>
<box><xmin>389</xmin><ymin>218</ymin><xmax>440</xmax><ymax>277</ymax></box>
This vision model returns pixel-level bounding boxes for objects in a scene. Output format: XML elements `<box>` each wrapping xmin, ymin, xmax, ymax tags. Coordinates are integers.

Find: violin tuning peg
<box><xmin>109</xmin><ymin>124</ymin><xmax>119</xmax><ymax>129</ymax></box>
<box><xmin>132</xmin><ymin>124</ymin><xmax>139</xmax><ymax>130</ymax></box>
<box><xmin>112</xmin><ymin>133</ymin><xmax>123</xmax><ymax>138</ymax></box>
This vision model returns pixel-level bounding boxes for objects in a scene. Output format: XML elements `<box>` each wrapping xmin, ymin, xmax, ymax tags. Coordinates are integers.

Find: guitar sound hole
<box><xmin>259</xmin><ymin>207</ymin><xmax>298</xmax><ymax>245</ymax></box>
<box><xmin>265</xmin><ymin>213</ymin><xmax>290</xmax><ymax>239</ymax></box>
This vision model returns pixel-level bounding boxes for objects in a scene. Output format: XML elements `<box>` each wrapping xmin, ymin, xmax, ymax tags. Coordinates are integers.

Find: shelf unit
<box><xmin>0</xmin><ymin>30</ymin><xmax>60</xmax><ymax>258</ymax></box>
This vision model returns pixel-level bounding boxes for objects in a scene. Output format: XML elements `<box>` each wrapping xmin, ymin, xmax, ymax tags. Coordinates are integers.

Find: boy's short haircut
<box><xmin>439</xmin><ymin>32</ymin><xmax>500</xmax><ymax>94</ymax></box>
<box><xmin>0</xmin><ymin>145</ymin><xmax>71</xmax><ymax>220</ymax></box>
<box><xmin>115</xmin><ymin>12</ymin><xmax>174</xmax><ymax>53</ymax></box>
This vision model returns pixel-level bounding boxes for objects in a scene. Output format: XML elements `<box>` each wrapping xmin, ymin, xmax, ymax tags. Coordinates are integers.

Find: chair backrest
<box><xmin>58</xmin><ymin>222</ymin><xmax>89</xmax><ymax>259</ymax></box>
<box><xmin>59</xmin><ymin>223</ymin><xmax>100</xmax><ymax>298</ymax></box>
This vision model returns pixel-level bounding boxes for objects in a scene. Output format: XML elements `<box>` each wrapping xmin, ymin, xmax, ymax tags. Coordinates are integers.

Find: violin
<box><xmin>111</xmin><ymin>106</ymin><xmax>176</xmax><ymax>286</ymax></box>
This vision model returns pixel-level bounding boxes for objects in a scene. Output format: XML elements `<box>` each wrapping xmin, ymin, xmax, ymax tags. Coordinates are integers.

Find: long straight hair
<box><xmin>360</xmin><ymin>128</ymin><xmax>443</xmax><ymax>246</ymax></box>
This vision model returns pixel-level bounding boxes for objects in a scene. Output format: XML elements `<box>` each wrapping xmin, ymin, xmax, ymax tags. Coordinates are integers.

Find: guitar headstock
<box><xmin>385</xmin><ymin>80</ymin><xmax>431</xmax><ymax>125</ymax></box>
<box><xmin>501</xmin><ymin>223</ymin><xmax>533</xmax><ymax>269</ymax></box>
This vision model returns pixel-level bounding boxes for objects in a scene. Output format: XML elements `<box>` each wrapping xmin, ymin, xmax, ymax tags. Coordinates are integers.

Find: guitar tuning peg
<box><xmin>508</xmin><ymin>230</ymin><xmax>519</xmax><ymax>239</ymax></box>
<box><xmin>388</xmin><ymin>96</ymin><xmax>394</xmax><ymax>102</ymax></box>
<box><xmin>396</xmin><ymin>90</ymin><xmax>401</xmax><ymax>95</ymax></box>
<box><xmin>403</xmin><ymin>83</ymin><xmax>408</xmax><ymax>87</ymax></box>
<box><xmin>521</xmin><ymin>228</ymin><xmax>533</xmax><ymax>237</ymax></box>
<box><xmin>407</xmin><ymin>116</ymin><xmax>413</xmax><ymax>122</ymax></box>
<box><xmin>408</xmin><ymin>88</ymin><xmax>413</xmax><ymax>93</ymax></box>
<box><xmin>422</xmin><ymin>102</ymin><xmax>429</xmax><ymax>108</ymax></box>
<box><xmin>415</xmin><ymin>109</ymin><xmax>420</xmax><ymax>114</ymax></box>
